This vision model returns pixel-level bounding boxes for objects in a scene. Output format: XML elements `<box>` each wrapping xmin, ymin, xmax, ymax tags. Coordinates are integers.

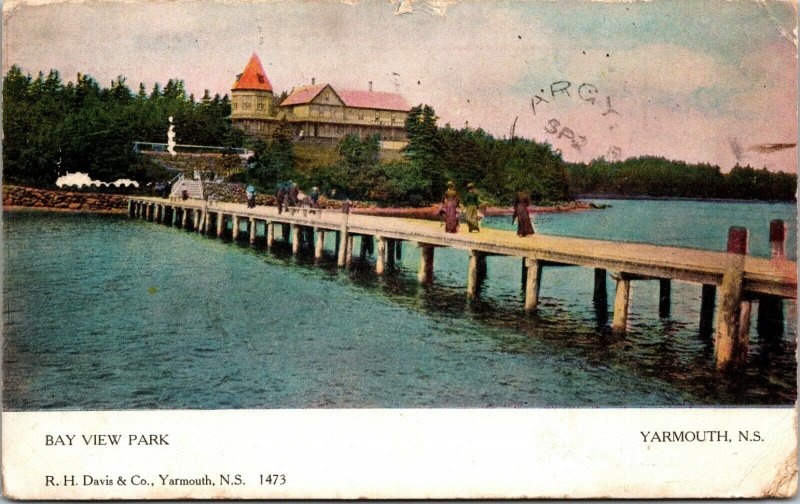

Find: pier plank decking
<box><xmin>128</xmin><ymin>196</ymin><xmax>797</xmax><ymax>372</ymax></box>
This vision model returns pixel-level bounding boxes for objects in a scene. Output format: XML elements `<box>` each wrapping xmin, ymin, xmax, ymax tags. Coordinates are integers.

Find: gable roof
<box><xmin>280</xmin><ymin>84</ymin><xmax>410</xmax><ymax>112</ymax></box>
<box><xmin>337</xmin><ymin>89</ymin><xmax>410</xmax><ymax>112</ymax></box>
<box><xmin>232</xmin><ymin>53</ymin><xmax>273</xmax><ymax>92</ymax></box>
<box><xmin>279</xmin><ymin>84</ymin><xmax>328</xmax><ymax>106</ymax></box>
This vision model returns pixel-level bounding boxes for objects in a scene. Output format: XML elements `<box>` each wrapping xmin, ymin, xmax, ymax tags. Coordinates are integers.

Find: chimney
<box><xmin>369</xmin><ymin>81</ymin><xmax>373</xmax><ymax>92</ymax></box>
<box><xmin>311</xmin><ymin>77</ymin><xmax>315</xmax><ymax>85</ymax></box>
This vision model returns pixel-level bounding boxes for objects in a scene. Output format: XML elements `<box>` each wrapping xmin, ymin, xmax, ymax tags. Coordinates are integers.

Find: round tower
<box><xmin>231</xmin><ymin>52</ymin><xmax>274</xmax><ymax>135</ymax></box>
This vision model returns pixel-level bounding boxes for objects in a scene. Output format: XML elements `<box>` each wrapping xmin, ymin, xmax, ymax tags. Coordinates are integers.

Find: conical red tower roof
<box><xmin>232</xmin><ymin>53</ymin><xmax>273</xmax><ymax>92</ymax></box>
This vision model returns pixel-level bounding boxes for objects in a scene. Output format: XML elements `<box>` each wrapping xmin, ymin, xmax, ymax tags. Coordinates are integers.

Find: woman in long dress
<box><xmin>511</xmin><ymin>191</ymin><xmax>535</xmax><ymax>237</ymax></box>
<box><xmin>441</xmin><ymin>182</ymin><xmax>460</xmax><ymax>233</ymax></box>
<box><xmin>463</xmin><ymin>183</ymin><xmax>482</xmax><ymax>232</ymax></box>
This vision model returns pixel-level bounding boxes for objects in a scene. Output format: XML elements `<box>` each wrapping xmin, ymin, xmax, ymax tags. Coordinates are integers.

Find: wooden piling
<box><xmin>611</xmin><ymin>274</ymin><xmax>631</xmax><ymax>334</ymax></box>
<box><xmin>232</xmin><ymin>216</ymin><xmax>240</xmax><ymax>241</ymax></box>
<box><xmin>418</xmin><ymin>244</ymin><xmax>434</xmax><ymax>284</ymax></box>
<box><xmin>314</xmin><ymin>228</ymin><xmax>325</xmax><ymax>260</ymax></box>
<box><xmin>758</xmin><ymin>219</ymin><xmax>786</xmax><ymax>338</ymax></box>
<box><xmin>145</xmin><ymin>204</ymin><xmax>152</xmax><ymax>221</ymax></box>
<box><xmin>345</xmin><ymin>235</ymin><xmax>354</xmax><ymax>267</ymax></box>
<box><xmin>593</xmin><ymin>268</ymin><xmax>607</xmax><ymax>307</ymax></box>
<box><xmin>360</xmin><ymin>235</ymin><xmax>369</xmax><ymax>259</ymax></box>
<box><xmin>467</xmin><ymin>250</ymin><xmax>486</xmax><ymax>300</ymax></box>
<box><xmin>266</xmin><ymin>222</ymin><xmax>274</xmax><ymax>249</ymax></box>
<box><xmin>376</xmin><ymin>236</ymin><xmax>386</xmax><ymax>274</ymax></box>
<box><xmin>715</xmin><ymin>226</ymin><xmax>750</xmax><ymax>371</ymax></box>
<box><xmin>337</xmin><ymin>212</ymin><xmax>350</xmax><ymax>267</ymax></box>
<box><xmin>524</xmin><ymin>258</ymin><xmax>543</xmax><ymax>313</ymax></box>
<box><xmin>249</xmin><ymin>218</ymin><xmax>257</xmax><ymax>244</ymax></box>
<box><xmin>395</xmin><ymin>240</ymin><xmax>403</xmax><ymax>260</ymax></box>
<box><xmin>291</xmin><ymin>225</ymin><xmax>300</xmax><ymax>255</ymax></box>
<box><xmin>386</xmin><ymin>240</ymin><xmax>396</xmax><ymax>269</ymax></box>
<box><xmin>699</xmin><ymin>284</ymin><xmax>716</xmax><ymax>337</ymax></box>
<box><xmin>180</xmin><ymin>207</ymin><xmax>188</xmax><ymax>228</ymax></box>
<box><xmin>658</xmin><ymin>279</ymin><xmax>671</xmax><ymax>318</ymax></box>
<box><xmin>171</xmin><ymin>207</ymin><xmax>178</xmax><ymax>226</ymax></box>
<box><xmin>216</xmin><ymin>213</ymin><xmax>224</xmax><ymax>237</ymax></box>
<box><xmin>204</xmin><ymin>210</ymin><xmax>211</xmax><ymax>234</ymax></box>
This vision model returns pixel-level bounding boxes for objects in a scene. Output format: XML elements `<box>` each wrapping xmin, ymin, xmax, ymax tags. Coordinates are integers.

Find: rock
<box><xmin>68</xmin><ymin>203</ymin><xmax>82</xmax><ymax>210</ymax></box>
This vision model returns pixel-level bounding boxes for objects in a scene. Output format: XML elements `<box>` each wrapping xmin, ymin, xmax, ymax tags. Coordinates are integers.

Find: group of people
<box><xmin>440</xmin><ymin>182</ymin><xmax>535</xmax><ymax>237</ymax></box>
<box><xmin>274</xmin><ymin>181</ymin><xmax>321</xmax><ymax>214</ymax></box>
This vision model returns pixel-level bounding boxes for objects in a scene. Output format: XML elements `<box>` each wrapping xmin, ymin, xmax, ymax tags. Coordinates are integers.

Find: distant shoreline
<box><xmin>576</xmin><ymin>194</ymin><xmax>796</xmax><ymax>204</ymax></box>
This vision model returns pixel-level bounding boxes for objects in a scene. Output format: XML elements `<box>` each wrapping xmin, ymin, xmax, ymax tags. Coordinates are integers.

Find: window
<box><xmin>257</xmin><ymin>98</ymin><xmax>266</xmax><ymax>111</ymax></box>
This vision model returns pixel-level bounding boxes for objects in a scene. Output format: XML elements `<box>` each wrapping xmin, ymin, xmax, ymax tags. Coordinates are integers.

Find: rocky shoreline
<box><xmin>3</xmin><ymin>185</ymin><xmax>602</xmax><ymax>218</ymax></box>
<box><xmin>3</xmin><ymin>185</ymin><xmax>129</xmax><ymax>213</ymax></box>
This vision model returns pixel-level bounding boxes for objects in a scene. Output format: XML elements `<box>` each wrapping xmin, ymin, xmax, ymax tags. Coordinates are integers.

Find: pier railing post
<box><xmin>524</xmin><ymin>258</ymin><xmax>542</xmax><ymax>313</ymax></box>
<box><xmin>418</xmin><ymin>244</ymin><xmax>434</xmax><ymax>284</ymax></box>
<box><xmin>611</xmin><ymin>273</ymin><xmax>631</xmax><ymax>334</ymax></box>
<box><xmin>758</xmin><ymin>220</ymin><xmax>786</xmax><ymax>338</ymax></box>
<box><xmin>715</xmin><ymin>226</ymin><xmax>750</xmax><ymax>372</ymax></box>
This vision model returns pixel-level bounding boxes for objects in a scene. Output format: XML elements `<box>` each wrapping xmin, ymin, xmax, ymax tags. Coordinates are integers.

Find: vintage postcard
<box><xmin>2</xmin><ymin>0</ymin><xmax>798</xmax><ymax>499</ymax></box>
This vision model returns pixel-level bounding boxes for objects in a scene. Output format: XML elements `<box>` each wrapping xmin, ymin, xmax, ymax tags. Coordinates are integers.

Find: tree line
<box><xmin>567</xmin><ymin>157</ymin><xmax>796</xmax><ymax>201</ymax></box>
<box><xmin>3</xmin><ymin>66</ymin><xmax>795</xmax><ymax>203</ymax></box>
<box><xmin>2</xmin><ymin>65</ymin><xmax>243</xmax><ymax>187</ymax></box>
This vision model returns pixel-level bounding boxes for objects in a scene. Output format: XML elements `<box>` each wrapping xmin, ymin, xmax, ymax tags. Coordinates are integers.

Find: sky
<box><xmin>3</xmin><ymin>0</ymin><xmax>798</xmax><ymax>172</ymax></box>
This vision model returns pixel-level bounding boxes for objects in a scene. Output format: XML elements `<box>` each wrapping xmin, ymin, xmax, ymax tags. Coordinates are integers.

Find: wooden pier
<box><xmin>128</xmin><ymin>196</ymin><xmax>797</xmax><ymax>372</ymax></box>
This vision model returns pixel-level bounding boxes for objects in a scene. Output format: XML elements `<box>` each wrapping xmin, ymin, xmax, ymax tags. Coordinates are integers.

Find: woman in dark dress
<box><xmin>511</xmin><ymin>191</ymin><xmax>535</xmax><ymax>237</ymax></box>
<box><xmin>441</xmin><ymin>181</ymin><xmax>460</xmax><ymax>233</ymax></box>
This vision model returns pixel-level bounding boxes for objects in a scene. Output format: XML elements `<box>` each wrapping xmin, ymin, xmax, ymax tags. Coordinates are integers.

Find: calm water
<box><xmin>3</xmin><ymin>199</ymin><xmax>797</xmax><ymax>410</ymax></box>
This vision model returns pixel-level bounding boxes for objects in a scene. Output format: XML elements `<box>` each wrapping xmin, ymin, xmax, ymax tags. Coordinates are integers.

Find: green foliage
<box><xmin>567</xmin><ymin>158</ymin><xmax>796</xmax><ymax>201</ymax></box>
<box><xmin>242</xmin><ymin>123</ymin><xmax>297</xmax><ymax>191</ymax></box>
<box><xmin>3</xmin><ymin>65</ymin><xmax>245</xmax><ymax>187</ymax></box>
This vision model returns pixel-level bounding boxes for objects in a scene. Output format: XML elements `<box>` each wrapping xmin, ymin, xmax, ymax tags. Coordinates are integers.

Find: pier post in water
<box><xmin>467</xmin><ymin>250</ymin><xmax>487</xmax><ymax>300</ymax></box>
<box><xmin>758</xmin><ymin>219</ymin><xmax>786</xmax><ymax>338</ymax></box>
<box><xmin>216</xmin><ymin>213</ymin><xmax>224</xmax><ymax>237</ymax></box>
<box><xmin>232</xmin><ymin>216</ymin><xmax>240</xmax><ymax>241</ymax></box>
<box><xmin>699</xmin><ymin>284</ymin><xmax>716</xmax><ymax>338</ymax></box>
<box><xmin>145</xmin><ymin>203</ymin><xmax>152</xmax><ymax>221</ymax></box>
<box><xmin>266</xmin><ymin>222</ymin><xmax>274</xmax><ymax>249</ymax></box>
<box><xmin>314</xmin><ymin>228</ymin><xmax>325</xmax><ymax>260</ymax></box>
<box><xmin>249</xmin><ymin>218</ymin><xmax>257</xmax><ymax>244</ymax></box>
<box><xmin>154</xmin><ymin>204</ymin><xmax>161</xmax><ymax>223</ymax></box>
<box><xmin>659</xmin><ymin>279</ymin><xmax>671</xmax><ymax>318</ymax></box>
<box><xmin>524</xmin><ymin>258</ymin><xmax>543</xmax><ymax>313</ymax></box>
<box><xmin>180</xmin><ymin>207</ymin><xmax>188</xmax><ymax>228</ymax></box>
<box><xmin>395</xmin><ymin>240</ymin><xmax>403</xmax><ymax>260</ymax></box>
<box><xmin>593</xmin><ymin>267</ymin><xmax>608</xmax><ymax>305</ymax></box>
<box><xmin>204</xmin><ymin>210</ymin><xmax>211</xmax><ymax>234</ymax></box>
<box><xmin>376</xmin><ymin>236</ymin><xmax>386</xmax><ymax>274</ymax></box>
<box><xmin>291</xmin><ymin>225</ymin><xmax>300</xmax><ymax>255</ymax></box>
<box><xmin>715</xmin><ymin>226</ymin><xmax>750</xmax><ymax>372</ymax></box>
<box><xmin>193</xmin><ymin>209</ymin><xmax>200</xmax><ymax>231</ymax></box>
<box><xmin>337</xmin><ymin>211</ymin><xmax>350</xmax><ymax>267</ymax></box>
<box><xmin>170</xmin><ymin>206</ymin><xmax>177</xmax><ymax>227</ymax></box>
<box><xmin>418</xmin><ymin>244</ymin><xmax>435</xmax><ymax>284</ymax></box>
<box><xmin>386</xmin><ymin>240</ymin><xmax>396</xmax><ymax>270</ymax></box>
<box><xmin>611</xmin><ymin>273</ymin><xmax>631</xmax><ymax>334</ymax></box>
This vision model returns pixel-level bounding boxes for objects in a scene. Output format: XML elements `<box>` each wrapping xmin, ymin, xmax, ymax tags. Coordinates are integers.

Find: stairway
<box><xmin>170</xmin><ymin>178</ymin><xmax>204</xmax><ymax>200</ymax></box>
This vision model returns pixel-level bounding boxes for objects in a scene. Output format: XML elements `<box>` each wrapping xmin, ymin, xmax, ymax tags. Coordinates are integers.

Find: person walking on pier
<box><xmin>511</xmin><ymin>191</ymin><xmax>535</xmax><ymax>237</ymax></box>
<box><xmin>287</xmin><ymin>182</ymin><xmax>299</xmax><ymax>209</ymax></box>
<box><xmin>463</xmin><ymin>183</ymin><xmax>482</xmax><ymax>232</ymax></box>
<box><xmin>441</xmin><ymin>181</ymin><xmax>460</xmax><ymax>233</ymax></box>
<box><xmin>309</xmin><ymin>187</ymin><xmax>321</xmax><ymax>208</ymax></box>
<box><xmin>246</xmin><ymin>184</ymin><xmax>256</xmax><ymax>208</ymax></box>
<box><xmin>275</xmin><ymin>183</ymin><xmax>286</xmax><ymax>214</ymax></box>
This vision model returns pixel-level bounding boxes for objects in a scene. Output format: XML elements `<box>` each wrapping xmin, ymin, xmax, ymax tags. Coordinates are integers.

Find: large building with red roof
<box><xmin>230</xmin><ymin>53</ymin><xmax>410</xmax><ymax>149</ymax></box>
